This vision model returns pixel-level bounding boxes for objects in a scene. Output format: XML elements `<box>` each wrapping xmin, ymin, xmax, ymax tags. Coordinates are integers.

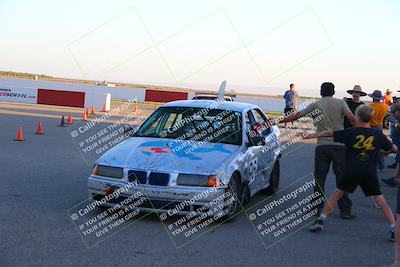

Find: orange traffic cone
<box><xmin>67</xmin><ymin>114</ymin><xmax>73</xmax><ymax>125</ymax></box>
<box><xmin>85</xmin><ymin>108</ymin><xmax>90</xmax><ymax>118</ymax></box>
<box><xmin>133</xmin><ymin>104</ymin><xmax>137</xmax><ymax>113</ymax></box>
<box><xmin>35</xmin><ymin>122</ymin><xmax>44</xmax><ymax>134</ymax></box>
<box><xmin>91</xmin><ymin>106</ymin><xmax>96</xmax><ymax>115</ymax></box>
<box><xmin>82</xmin><ymin>110</ymin><xmax>88</xmax><ymax>121</ymax></box>
<box><xmin>59</xmin><ymin>115</ymin><xmax>66</xmax><ymax>127</ymax></box>
<box><xmin>101</xmin><ymin>104</ymin><xmax>106</xmax><ymax>112</ymax></box>
<box><xmin>14</xmin><ymin>127</ymin><xmax>24</xmax><ymax>141</ymax></box>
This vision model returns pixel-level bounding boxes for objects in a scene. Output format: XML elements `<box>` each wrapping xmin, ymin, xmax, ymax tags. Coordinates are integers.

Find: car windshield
<box><xmin>135</xmin><ymin>107</ymin><xmax>242</xmax><ymax>145</ymax></box>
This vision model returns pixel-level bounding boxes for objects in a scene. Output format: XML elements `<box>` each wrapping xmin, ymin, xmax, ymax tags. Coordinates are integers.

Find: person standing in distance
<box><xmin>382</xmin><ymin>102</ymin><xmax>400</xmax><ymax>186</ymax></box>
<box><xmin>368</xmin><ymin>90</ymin><xmax>387</xmax><ymax>172</ymax></box>
<box><xmin>384</xmin><ymin>89</ymin><xmax>393</xmax><ymax>111</ymax></box>
<box><xmin>343</xmin><ymin>85</ymin><xmax>366</xmax><ymax>129</ymax></box>
<box><xmin>283</xmin><ymin>83</ymin><xmax>299</xmax><ymax>127</ymax></box>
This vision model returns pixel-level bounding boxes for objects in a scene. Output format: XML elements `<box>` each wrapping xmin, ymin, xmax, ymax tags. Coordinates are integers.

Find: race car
<box><xmin>88</xmin><ymin>82</ymin><xmax>281</xmax><ymax>220</ymax></box>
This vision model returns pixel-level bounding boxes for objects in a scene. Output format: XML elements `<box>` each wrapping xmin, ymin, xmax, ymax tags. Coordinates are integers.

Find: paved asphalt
<box><xmin>0</xmin><ymin>106</ymin><xmax>397</xmax><ymax>267</ymax></box>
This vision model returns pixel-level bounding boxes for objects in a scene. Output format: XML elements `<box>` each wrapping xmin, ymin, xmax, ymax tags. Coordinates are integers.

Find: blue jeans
<box><xmin>391</xmin><ymin>126</ymin><xmax>400</xmax><ymax>163</ymax></box>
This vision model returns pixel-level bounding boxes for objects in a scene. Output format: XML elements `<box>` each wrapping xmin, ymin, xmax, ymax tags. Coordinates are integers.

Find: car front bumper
<box><xmin>88</xmin><ymin>175</ymin><xmax>228</xmax><ymax>215</ymax></box>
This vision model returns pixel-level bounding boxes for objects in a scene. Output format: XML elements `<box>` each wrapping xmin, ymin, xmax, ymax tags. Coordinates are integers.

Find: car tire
<box><xmin>265</xmin><ymin>160</ymin><xmax>280</xmax><ymax>195</ymax></box>
<box><xmin>92</xmin><ymin>193</ymin><xmax>111</xmax><ymax>211</ymax></box>
<box><xmin>221</xmin><ymin>173</ymin><xmax>242</xmax><ymax>221</ymax></box>
<box><xmin>241</xmin><ymin>182</ymin><xmax>251</xmax><ymax>205</ymax></box>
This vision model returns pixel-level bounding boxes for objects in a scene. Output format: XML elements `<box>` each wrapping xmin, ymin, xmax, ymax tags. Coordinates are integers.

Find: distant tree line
<box><xmin>0</xmin><ymin>71</ymin><xmax>53</xmax><ymax>79</ymax></box>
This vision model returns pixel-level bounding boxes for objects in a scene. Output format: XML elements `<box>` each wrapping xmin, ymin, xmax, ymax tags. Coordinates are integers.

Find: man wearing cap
<box><xmin>281</xmin><ymin>82</ymin><xmax>358</xmax><ymax>219</ymax></box>
<box><xmin>343</xmin><ymin>85</ymin><xmax>366</xmax><ymax>129</ymax></box>
<box><xmin>384</xmin><ymin>89</ymin><xmax>393</xmax><ymax>110</ymax></box>
<box><xmin>369</xmin><ymin>90</ymin><xmax>387</xmax><ymax>172</ymax></box>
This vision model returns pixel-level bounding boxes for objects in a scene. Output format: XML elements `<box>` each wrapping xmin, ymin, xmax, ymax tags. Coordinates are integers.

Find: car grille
<box><xmin>128</xmin><ymin>170</ymin><xmax>147</xmax><ymax>184</ymax></box>
<box><xmin>97</xmin><ymin>165</ymin><xmax>123</xmax><ymax>179</ymax></box>
<box><xmin>126</xmin><ymin>170</ymin><xmax>170</xmax><ymax>186</ymax></box>
<box><xmin>149</xmin><ymin>172</ymin><xmax>170</xmax><ymax>186</ymax></box>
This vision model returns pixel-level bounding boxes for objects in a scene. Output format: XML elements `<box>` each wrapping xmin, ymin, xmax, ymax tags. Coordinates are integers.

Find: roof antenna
<box><xmin>217</xmin><ymin>80</ymin><xmax>227</xmax><ymax>101</ymax></box>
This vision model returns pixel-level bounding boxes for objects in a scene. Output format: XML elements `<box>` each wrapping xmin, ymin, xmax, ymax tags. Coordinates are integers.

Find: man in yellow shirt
<box><xmin>369</xmin><ymin>90</ymin><xmax>387</xmax><ymax>171</ymax></box>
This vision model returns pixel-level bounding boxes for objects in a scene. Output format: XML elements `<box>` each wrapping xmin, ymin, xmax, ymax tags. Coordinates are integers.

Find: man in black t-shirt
<box><xmin>305</xmin><ymin>105</ymin><xmax>397</xmax><ymax>240</ymax></box>
<box><xmin>343</xmin><ymin>85</ymin><xmax>366</xmax><ymax>128</ymax></box>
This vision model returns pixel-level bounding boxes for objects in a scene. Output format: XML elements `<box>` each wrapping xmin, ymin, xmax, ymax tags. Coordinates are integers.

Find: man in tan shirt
<box><xmin>282</xmin><ymin>82</ymin><xmax>358</xmax><ymax>218</ymax></box>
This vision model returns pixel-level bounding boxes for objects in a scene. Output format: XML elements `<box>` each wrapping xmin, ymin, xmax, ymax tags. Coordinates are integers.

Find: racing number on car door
<box><xmin>248</xmin><ymin>158</ymin><xmax>258</xmax><ymax>184</ymax></box>
<box><xmin>246</xmin><ymin>110</ymin><xmax>264</xmax><ymax>190</ymax></box>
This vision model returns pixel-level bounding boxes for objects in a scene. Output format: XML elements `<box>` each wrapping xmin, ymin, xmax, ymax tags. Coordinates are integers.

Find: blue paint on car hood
<box><xmin>97</xmin><ymin>137</ymin><xmax>239</xmax><ymax>175</ymax></box>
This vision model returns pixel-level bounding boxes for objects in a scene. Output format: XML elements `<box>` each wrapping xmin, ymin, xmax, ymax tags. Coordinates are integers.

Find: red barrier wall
<box><xmin>37</xmin><ymin>89</ymin><xmax>85</xmax><ymax>108</ymax></box>
<box><xmin>145</xmin><ymin>89</ymin><xmax>188</xmax><ymax>103</ymax></box>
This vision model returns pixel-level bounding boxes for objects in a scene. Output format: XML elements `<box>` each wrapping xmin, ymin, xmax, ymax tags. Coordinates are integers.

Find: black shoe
<box><xmin>388</xmin><ymin>163</ymin><xmax>398</xmax><ymax>169</ymax></box>
<box><xmin>340</xmin><ymin>213</ymin><xmax>356</xmax><ymax>220</ymax></box>
<box><xmin>381</xmin><ymin>177</ymin><xmax>398</xmax><ymax>187</ymax></box>
<box><xmin>390</xmin><ymin>229</ymin><xmax>395</xmax><ymax>242</ymax></box>
<box><xmin>309</xmin><ymin>219</ymin><xmax>324</xmax><ymax>232</ymax></box>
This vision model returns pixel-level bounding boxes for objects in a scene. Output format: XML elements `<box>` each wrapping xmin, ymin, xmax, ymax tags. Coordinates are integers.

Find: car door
<box><xmin>250</xmin><ymin>108</ymin><xmax>275</xmax><ymax>189</ymax></box>
<box><xmin>244</xmin><ymin>110</ymin><xmax>265</xmax><ymax>195</ymax></box>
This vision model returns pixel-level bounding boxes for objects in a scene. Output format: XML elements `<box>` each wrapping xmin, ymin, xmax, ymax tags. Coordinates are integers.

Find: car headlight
<box><xmin>177</xmin><ymin>174</ymin><xmax>221</xmax><ymax>187</ymax></box>
<box><xmin>207</xmin><ymin>175</ymin><xmax>221</xmax><ymax>187</ymax></box>
<box><xmin>92</xmin><ymin>165</ymin><xmax>98</xmax><ymax>175</ymax></box>
<box><xmin>92</xmin><ymin>164</ymin><xmax>123</xmax><ymax>179</ymax></box>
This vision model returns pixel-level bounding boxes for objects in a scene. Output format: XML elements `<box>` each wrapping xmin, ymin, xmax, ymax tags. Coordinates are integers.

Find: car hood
<box><xmin>97</xmin><ymin>137</ymin><xmax>240</xmax><ymax>175</ymax></box>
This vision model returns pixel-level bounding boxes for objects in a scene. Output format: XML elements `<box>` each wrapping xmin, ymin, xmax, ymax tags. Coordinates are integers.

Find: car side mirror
<box><xmin>247</xmin><ymin>136</ymin><xmax>265</xmax><ymax>147</ymax></box>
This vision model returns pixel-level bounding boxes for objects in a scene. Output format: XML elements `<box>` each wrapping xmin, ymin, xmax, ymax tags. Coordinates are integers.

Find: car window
<box><xmin>245</xmin><ymin>111</ymin><xmax>254</xmax><ymax>132</ymax></box>
<box><xmin>164</xmin><ymin>113</ymin><xmax>182</xmax><ymax>130</ymax></box>
<box><xmin>136</xmin><ymin>107</ymin><xmax>243</xmax><ymax>145</ymax></box>
<box><xmin>252</xmin><ymin>108</ymin><xmax>267</xmax><ymax>123</ymax></box>
<box><xmin>251</xmin><ymin>109</ymin><xmax>271</xmax><ymax>136</ymax></box>
<box><xmin>245</xmin><ymin>110</ymin><xmax>260</xmax><ymax>141</ymax></box>
<box><xmin>139</xmin><ymin>115</ymin><xmax>162</xmax><ymax>136</ymax></box>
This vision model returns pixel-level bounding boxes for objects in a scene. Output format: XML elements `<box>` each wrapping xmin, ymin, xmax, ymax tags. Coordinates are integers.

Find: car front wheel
<box><xmin>221</xmin><ymin>173</ymin><xmax>242</xmax><ymax>221</ymax></box>
<box><xmin>265</xmin><ymin>160</ymin><xmax>280</xmax><ymax>195</ymax></box>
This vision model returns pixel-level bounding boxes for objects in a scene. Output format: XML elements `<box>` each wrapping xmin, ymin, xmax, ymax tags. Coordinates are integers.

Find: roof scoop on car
<box><xmin>217</xmin><ymin>80</ymin><xmax>227</xmax><ymax>101</ymax></box>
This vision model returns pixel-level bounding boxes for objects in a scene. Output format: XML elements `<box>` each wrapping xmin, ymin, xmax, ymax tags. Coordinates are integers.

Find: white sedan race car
<box><xmin>88</xmin><ymin>98</ymin><xmax>281</xmax><ymax>221</ymax></box>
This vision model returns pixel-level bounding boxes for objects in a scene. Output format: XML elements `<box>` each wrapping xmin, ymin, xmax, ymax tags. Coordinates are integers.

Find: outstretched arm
<box><xmin>282</xmin><ymin>102</ymin><xmax>317</xmax><ymax>123</ymax></box>
<box><xmin>280</xmin><ymin>111</ymin><xmax>303</xmax><ymax>123</ymax></box>
<box><xmin>303</xmin><ymin>131</ymin><xmax>333</xmax><ymax>139</ymax></box>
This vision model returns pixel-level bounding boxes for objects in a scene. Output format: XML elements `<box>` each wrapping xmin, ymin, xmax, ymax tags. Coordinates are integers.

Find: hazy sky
<box><xmin>0</xmin><ymin>0</ymin><xmax>399</xmax><ymax>97</ymax></box>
